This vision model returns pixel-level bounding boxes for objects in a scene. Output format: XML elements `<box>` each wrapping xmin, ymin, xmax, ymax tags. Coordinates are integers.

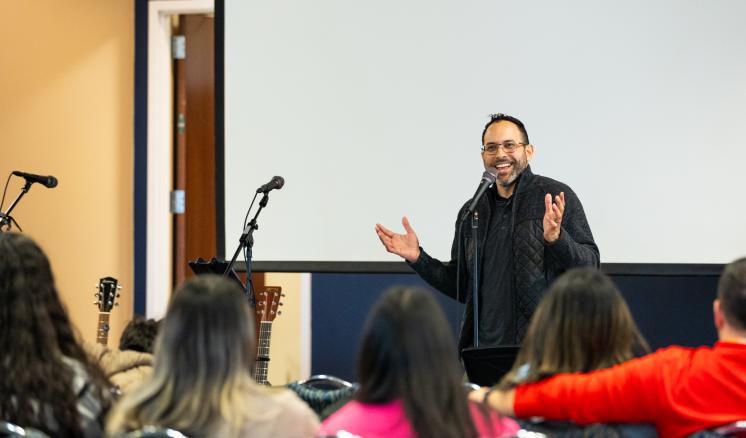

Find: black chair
<box><xmin>288</xmin><ymin>375</ymin><xmax>358</xmax><ymax>419</ymax></box>
<box><xmin>315</xmin><ymin>433</ymin><xmax>363</xmax><ymax>438</ymax></box>
<box><xmin>514</xmin><ymin>430</ymin><xmax>548</xmax><ymax>438</ymax></box>
<box><xmin>520</xmin><ymin>420</ymin><xmax>657</xmax><ymax>438</ymax></box>
<box><xmin>0</xmin><ymin>422</ymin><xmax>50</xmax><ymax>438</ymax></box>
<box><xmin>464</xmin><ymin>382</ymin><xmax>481</xmax><ymax>391</ymax></box>
<box><xmin>298</xmin><ymin>374</ymin><xmax>354</xmax><ymax>390</ymax></box>
<box><xmin>711</xmin><ymin>421</ymin><xmax>746</xmax><ymax>438</ymax></box>
<box><xmin>114</xmin><ymin>427</ymin><xmax>189</xmax><ymax>438</ymax></box>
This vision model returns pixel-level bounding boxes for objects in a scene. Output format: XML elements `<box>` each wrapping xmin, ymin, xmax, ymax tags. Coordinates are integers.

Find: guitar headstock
<box><xmin>94</xmin><ymin>276</ymin><xmax>121</xmax><ymax>312</ymax></box>
<box><xmin>255</xmin><ymin>286</ymin><xmax>283</xmax><ymax>323</ymax></box>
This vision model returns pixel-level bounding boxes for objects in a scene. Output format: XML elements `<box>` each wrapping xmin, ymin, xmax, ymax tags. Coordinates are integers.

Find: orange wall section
<box><xmin>1</xmin><ymin>1</ymin><xmax>135</xmax><ymax>345</ymax></box>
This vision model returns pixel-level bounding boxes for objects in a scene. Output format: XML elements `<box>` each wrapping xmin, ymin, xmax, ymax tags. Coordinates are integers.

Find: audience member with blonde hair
<box><xmin>107</xmin><ymin>274</ymin><xmax>319</xmax><ymax>438</ymax></box>
<box><xmin>320</xmin><ymin>286</ymin><xmax>519</xmax><ymax>438</ymax></box>
<box><xmin>497</xmin><ymin>267</ymin><xmax>649</xmax><ymax>390</ymax></box>
<box><xmin>472</xmin><ymin>258</ymin><xmax>746</xmax><ymax>438</ymax></box>
<box><xmin>0</xmin><ymin>232</ymin><xmax>112</xmax><ymax>437</ymax></box>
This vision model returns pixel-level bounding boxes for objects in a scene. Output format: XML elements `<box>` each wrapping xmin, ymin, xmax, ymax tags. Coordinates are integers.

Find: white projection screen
<box><xmin>224</xmin><ymin>0</ymin><xmax>746</xmax><ymax>267</ymax></box>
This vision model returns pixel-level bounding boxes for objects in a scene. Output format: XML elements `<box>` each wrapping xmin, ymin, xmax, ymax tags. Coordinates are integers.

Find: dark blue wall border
<box><xmin>133</xmin><ymin>0</ymin><xmax>148</xmax><ymax>315</ymax></box>
<box><xmin>215</xmin><ymin>0</ymin><xmax>226</xmax><ymax>259</ymax></box>
<box><xmin>311</xmin><ymin>274</ymin><xmax>464</xmax><ymax>382</ymax></box>
<box><xmin>311</xmin><ymin>271</ymin><xmax>720</xmax><ymax>382</ymax></box>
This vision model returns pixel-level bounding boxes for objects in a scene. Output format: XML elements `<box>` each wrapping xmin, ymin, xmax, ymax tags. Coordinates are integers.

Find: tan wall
<box><xmin>1</xmin><ymin>1</ymin><xmax>134</xmax><ymax>344</ymax></box>
<box><xmin>264</xmin><ymin>272</ymin><xmax>307</xmax><ymax>384</ymax></box>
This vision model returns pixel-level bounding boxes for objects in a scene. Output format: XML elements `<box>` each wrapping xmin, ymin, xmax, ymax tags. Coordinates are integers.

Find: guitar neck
<box><xmin>96</xmin><ymin>312</ymin><xmax>110</xmax><ymax>346</ymax></box>
<box><xmin>253</xmin><ymin>321</ymin><xmax>272</xmax><ymax>385</ymax></box>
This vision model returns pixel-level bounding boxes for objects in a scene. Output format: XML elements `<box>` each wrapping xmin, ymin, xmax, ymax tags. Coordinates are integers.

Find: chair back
<box><xmin>298</xmin><ymin>374</ymin><xmax>354</xmax><ymax>390</ymax></box>
<box><xmin>288</xmin><ymin>375</ymin><xmax>357</xmax><ymax>418</ymax></box>
<box><xmin>316</xmin><ymin>432</ymin><xmax>363</xmax><ymax>438</ymax></box>
<box><xmin>713</xmin><ymin>421</ymin><xmax>746</xmax><ymax>438</ymax></box>
<box><xmin>113</xmin><ymin>426</ymin><xmax>189</xmax><ymax>438</ymax></box>
<box><xmin>0</xmin><ymin>422</ymin><xmax>51</xmax><ymax>438</ymax></box>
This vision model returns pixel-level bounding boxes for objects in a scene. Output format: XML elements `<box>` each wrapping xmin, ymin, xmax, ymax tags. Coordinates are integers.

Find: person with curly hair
<box><xmin>0</xmin><ymin>232</ymin><xmax>112</xmax><ymax>437</ymax></box>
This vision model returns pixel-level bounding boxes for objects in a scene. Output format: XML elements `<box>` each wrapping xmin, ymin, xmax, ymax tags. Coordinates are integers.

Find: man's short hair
<box><xmin>718</xmin><ymin>257</ymin><xmax>746</xmax><ymax>331</ymax></box>
<box><xmin>119</xmin><ymin>316</ymin><xmax>160</xmax><ymax>353</ymax></box>
<box><xmin>481</xmin><ymin>113</ymin><xmax>530</xmax><ymax>145</ymax></box>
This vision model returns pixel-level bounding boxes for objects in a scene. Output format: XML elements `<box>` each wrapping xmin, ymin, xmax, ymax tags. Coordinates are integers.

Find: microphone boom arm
<box><xmin>223</xmin><ymin>192</ymin><xmax>270</xmax><ymax>301</ymax></box>
<box><xmin>0</xmin><ymin>180</ymin><xmax>33</xmax><ymax>232</ymax></box>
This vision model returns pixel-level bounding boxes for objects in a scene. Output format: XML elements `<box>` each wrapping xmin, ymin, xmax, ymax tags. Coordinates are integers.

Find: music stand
<box><xmin>461</xmin><ymin>346</ymin><xmax>520</xmax><ymax>387</ymax></box>
<box><xmin>188</xmin><ymin>257</ymin><xmax>245</xmax><ymax>290</ymax></box>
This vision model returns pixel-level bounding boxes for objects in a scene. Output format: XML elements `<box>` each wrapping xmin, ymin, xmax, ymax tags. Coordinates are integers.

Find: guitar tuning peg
<box><xmin>94</xmin><ymin>293</ymin><xmax>98</xmax><ymax>297</ymax></box>
<box><xmin>93</xmin><ymin>301</ymin><xmax>98</xmax><ymax>305</ymax></box>
<box><xmin>281</xmin><ymin>293</ymin><xmax>286</xmax><ymax>297</ymax></box>
<box><xmin>115</xmin><ymin>302</ymin><xmax>119</xmax><ymax>306</ymax></box>
<box><xmin>94</xmin><ymin>284</ymin><xmax>99</xmax><ymax>288</ymax></box>
<box><xmin>116</xmin><ymin>293</ymin><xmax>121</xmax><ymax>298</ymax></box>
<box><xmin>277</xmin><ymin>310</ymin><xmax>282</xmax><ymax>315</ymax></box>
<box><xmin>279</xmin><ymin>303</ymin><xmax>284</xmax><ymax>306</ymax></box>
<box><xmin>117</xmin><ymin>285</ymin><xmax>122</xmax><ymax>289</ymax></box>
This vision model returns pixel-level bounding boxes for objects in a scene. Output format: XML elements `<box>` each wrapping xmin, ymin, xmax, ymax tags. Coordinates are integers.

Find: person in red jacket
<box><xmin>471</xmin><ymin>257</ymin><xmax>746</xmax><ymax>438</ymax></box>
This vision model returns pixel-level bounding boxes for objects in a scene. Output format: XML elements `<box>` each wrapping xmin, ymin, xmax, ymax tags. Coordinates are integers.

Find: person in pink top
<box><xmin>320</xmin><ymin>286</ymin><xmax>519</xmax><ymax>438</ymax></box>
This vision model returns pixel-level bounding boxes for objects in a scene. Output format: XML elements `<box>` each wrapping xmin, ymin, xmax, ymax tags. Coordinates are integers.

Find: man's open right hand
<box><xmin>375</xmin><ymin>216</ymin><xmax>421</xmax><ymax>263</ymax></box>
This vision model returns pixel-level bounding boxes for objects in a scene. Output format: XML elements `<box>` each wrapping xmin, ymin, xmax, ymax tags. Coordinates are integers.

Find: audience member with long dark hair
<box><xmin>0</xmin><ymin>232</ymin><xmax>112</xmax><ymax>437</ymax></box>
<box><xmin>107</xmin><ymin>274</ymin><xmax>319</xmax><ymax>438</ymax></box>
<box><xmin>498</xmin><ymin>267</ymin><xmax>649</xmax><ymax>390</ymax></box>
<box><xmin>320</xmin><ymin>286</ymin><xmax>519</xmax><ymax>438</ymax></box>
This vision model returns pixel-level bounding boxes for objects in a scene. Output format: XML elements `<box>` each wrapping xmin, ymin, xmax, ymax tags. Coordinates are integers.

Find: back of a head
<box><xmin>356</xmin><ymin>286</ymin><xmax>477</xmax><ymax>438</ymax></box>
<box><xmin>0</xmin><ymin>232</ymin><xmax>109</xmax><ymax>436</ymax></box>
<box><xmin>0</xmin><ymin>233</ymin><xmax>61</xmax><ymax>337</ymax></box>
<box><xmin>155</xmin><ymin>274</ymin><xmax>255</xmax><ymax>397</ymax></box>
<box><xmin>0</xmin><ymin>233</ymin><xmax>87</xmax><ymax>357</ymax></box>
<box><xmin>718</xmin><ymin>257</ymin><xmax>746</xmax><ymax>331</ymax></box>
<box><xmin>501</xmin><ymin>268</ymin><xmax>648</xmax><ymax>388</ymax></box>
<box><xmin>119</xmin><ymin>316</ymin><xmax>160</xmax><ymax>353</ymax></box>
<box><xmin>108</xmin><ymin>274</ymin><xmax>255</xmax><ymax>436</ymax></box>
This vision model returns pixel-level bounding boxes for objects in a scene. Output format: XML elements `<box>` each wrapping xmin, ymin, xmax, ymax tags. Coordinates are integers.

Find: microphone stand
<box><xmin>471</xmin><ymin>211</ymin><xmax>480</xmax><ymax>347</ymax></box>
<box><xmin>0</xmin><ymin>180</ymin><xmax>32</xmax><ymax>232</ymax></box>
<box><xmin>224</xmin><ymin>192</ymin><xmax>270</xmax><ymax>303</ymax></box>
<box><xmin>456</xmin><ymin>171</ymin><xmax>495</xmax><ymax>353</ymax></box>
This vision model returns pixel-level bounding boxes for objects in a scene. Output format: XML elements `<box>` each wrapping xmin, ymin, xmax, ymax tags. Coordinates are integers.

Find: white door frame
<box><xmin>146</xmin><ymin>0</ymin><xmax>214</xmax><ymax>319</ymax></box>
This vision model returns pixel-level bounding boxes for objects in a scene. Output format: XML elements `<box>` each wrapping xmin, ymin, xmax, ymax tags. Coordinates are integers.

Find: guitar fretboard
<box><xmin>97</xmin><ymin>312</ymin><xmax>110</xmax><ymax>346</ymax></box>
<box><xmin>254</xmin><ymin>321</ymin><xmax>272</xmax><ymax>385</ymax></box>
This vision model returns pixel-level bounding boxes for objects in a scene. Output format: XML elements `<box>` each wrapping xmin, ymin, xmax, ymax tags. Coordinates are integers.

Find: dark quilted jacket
<box><xmin>409</xmin><ymin>166</ymin><xmax>599</xmax><ymax>352</ymax></box>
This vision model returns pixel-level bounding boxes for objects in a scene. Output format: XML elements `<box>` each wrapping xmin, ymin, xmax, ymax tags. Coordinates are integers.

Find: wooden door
<box><xmin>173</xmin><ymin>14</ymin><xmax>216</xmax><ymax>286</ymax></box>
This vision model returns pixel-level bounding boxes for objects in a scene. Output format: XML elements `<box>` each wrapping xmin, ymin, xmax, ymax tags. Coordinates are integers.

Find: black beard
<box><xmin>494</xmin><ymin>157</ymin><xmax>527</xmax><ymax>188</ymax></box>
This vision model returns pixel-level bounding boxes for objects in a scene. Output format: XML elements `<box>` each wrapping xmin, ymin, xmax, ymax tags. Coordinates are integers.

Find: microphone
<box><xmin>462</xmin><ymin>169</ymin><xmax>496</xmax><ymax>219</ymax></box>
<box><xmin>12</xmin><ymin>171</ymin><xmax>58</xmax><ymax>188</ymax></box>
<box><xmin>256</xmin><ymin>176</ymin><xmax>285</xmax><ymax>193</ymax></box>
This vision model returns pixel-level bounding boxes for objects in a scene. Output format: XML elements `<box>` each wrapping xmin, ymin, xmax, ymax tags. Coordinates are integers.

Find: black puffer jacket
<box><xmin>409</xmin><ymin>166</ymin><xmax>599</xmax><ymax>351</ymax></box>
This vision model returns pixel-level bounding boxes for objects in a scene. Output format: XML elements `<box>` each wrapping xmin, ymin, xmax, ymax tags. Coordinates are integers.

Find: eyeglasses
<box><xmin>481</xmin><ymin>141</ymin><xmax>526</xmax><ymax>154</ymax></box>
